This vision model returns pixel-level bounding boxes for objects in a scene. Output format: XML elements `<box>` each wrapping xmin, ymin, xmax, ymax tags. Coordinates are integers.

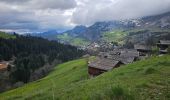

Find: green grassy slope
<box><xmin>102</xmin><ymin>30</ymin><xmax>128</xmax><ymax>44</ymax></box>
<box><xmin>57</xmin><ymin>33</ymin><xmax>90</xmax><ymax>46</ymax></box>
<box><xmin>0</xmin><ymin>32</ymin><xmax>16</xmax><ymax>39</ymax></box>
<box><xmin>0</xmin><ymin>56</ymin><xmax>170</xmax><ymax>100</ymax></box>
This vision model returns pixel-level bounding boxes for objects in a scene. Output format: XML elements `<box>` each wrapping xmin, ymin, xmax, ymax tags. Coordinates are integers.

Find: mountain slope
<box><xmin>54</xmin><ymin>11</ymin><xmax>170</xmax><ymax>47</ymax></box>
<box><xmin>0</xmin><ymin>55</ymin><xmax>170</xmax><ymax>100</ymax></box>
<box><xmin>56</xmin><ymin>21</ymin><xmax>127</xmax><ymax>46</ymax></box>
<box><xmin>58</xmin><ymin>21</ymin><xmax>126</xmax><ymax>42</ymax></box>
<box><xmin>140</xmin><ymin>12</ymin><xmax>170</xmax><ymax>29</ymax></box>
<box><xmin>31</xmin><ymin>30</ymin><xmax>59</xmax><ymax>40</ymax></box>
<box><xmin>101</xmin><ymin>30</ymin><xmax>128</xmax><ymax>44</ymax></box>
<box><xmin>0</xmin><ymin>31</ymin><xmax>16</xmax><ymax>39</ymax></box>
<box><xmin>57</xmin><ymin>33</ymin><xmax>90</xmax><ymax>46</ymax></box>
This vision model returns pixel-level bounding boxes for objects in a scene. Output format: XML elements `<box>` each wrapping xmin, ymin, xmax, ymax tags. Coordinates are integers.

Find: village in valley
<box><xmin>0</xmin><ymin>40</ymin><xmax>170</xmax><ymax>77</ymax></box>
<box><xmin>87</xmin><ymin>40</ymin><xmax>170</xmax><ymax>76</ymax></box>
<box><xmin>0</xmin><ymin>0</ymin><xmax>170</xmax><ymax>99</ymax></box>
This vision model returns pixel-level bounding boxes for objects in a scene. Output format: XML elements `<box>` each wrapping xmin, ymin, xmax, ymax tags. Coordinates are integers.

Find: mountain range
<box><xmin>33</xmin><ymin>11</ymin><xmax>170</xmax><ymax>46</ymax></box>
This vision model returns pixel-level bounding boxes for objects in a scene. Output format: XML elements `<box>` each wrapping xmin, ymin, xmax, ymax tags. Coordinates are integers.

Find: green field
<box><xmin>102</xmin><ymin>30</ymin><xmax>128</xmax><ymax>44</ymax></box>
<box><xmin>57</xmin><ymin>33</ymin><xmax>90</xmax><ymax>46</ymax></box>
<box><xmin>125</xmin><ymin>28</ymin><xmax>170</xmax><ymax>36</ymax></box>
<box><xmin>0</xmin><ymin>32</ymin><xmax>16</xmax><ymax>39</ymax></box>
<box><xmin>0</xmin><ymin>55</ymin><xmax>170</xmax><ymax>100</ymax></box>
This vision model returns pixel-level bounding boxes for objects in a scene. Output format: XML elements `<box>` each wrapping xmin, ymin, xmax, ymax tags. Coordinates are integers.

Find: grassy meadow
<box><xmin>102</xmin><ymin>30</ymin><xmax>128</xmax><ymax>44</ymax></box>
<box><xmin>0</xmin><ymin>55</ymin><xmax>170</xmax><ymax>100</ymax></box>
<box><xmin>57</xmin><ymin>33</ymin><xmax>90</xmax><ymax>46</ymax></box>
<box><xmin>0</xmin><ymin>32</ymin><xmax>16</xmax><ymax>39</ymax></box>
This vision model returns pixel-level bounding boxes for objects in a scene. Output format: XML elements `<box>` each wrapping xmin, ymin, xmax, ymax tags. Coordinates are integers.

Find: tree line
<box><xmin>0</xmin><ymin>34</ymin><xmax>84</xmax><ymax>83</ymax></box>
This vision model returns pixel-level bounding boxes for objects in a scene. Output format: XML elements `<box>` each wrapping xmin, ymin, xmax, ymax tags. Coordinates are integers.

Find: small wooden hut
<box><xmin>157</xmin><ymin>40</ymin><xmax>170</xmax><ymax>54</ymax></box>
<box><xmin>88</xmin><ymin>58</ymin><xmax>123</xmax><ymax>76</ymax></box>
<box><xmin>134</xmin><ymin>44</ymin><xmax>151</xmax><ymax>56</ymax></box>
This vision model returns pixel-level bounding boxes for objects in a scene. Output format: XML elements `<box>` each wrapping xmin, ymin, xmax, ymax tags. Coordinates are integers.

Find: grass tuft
<box><xmin>108</xmin><ymin>86</ymin><xmax>134</xmax><ymax>100</ymax></box>
<box><xmin>144</xmin><ymin>68</ymin><xmax>156</xmax><ymax>75</ymax></box>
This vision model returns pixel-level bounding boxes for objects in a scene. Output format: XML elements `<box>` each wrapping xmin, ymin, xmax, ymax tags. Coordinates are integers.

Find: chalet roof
<box><xmin>108</xmin><ymin>55</ymin><xmax>121</xmax><ymax>60</ymax></box>
<box><xmin>134</xmin><ymin>44</ymin><xmax>151</xmax><ymax>51</ymax></box>
<box><xmin>98</xmin><ymin>51</ymin><xmax>121</xmax><ymax>58</ymax></box>
<box><xmin>120</xmin><ymin>56</ymin><xmax>135</xmax><ymax>64</ymax></box>
<box><xmin>109</xmin><ymin>50</ymin><xmax>121</xmax><ymax>55</ymax></box>
<box><xmin>88</xmin><ymin>58</ymin><xmax>121</xmax><ymax>71</ymax></box>
<box><xmin>157</xmin><ymin>40</ymin><xmax>170</xmax><ymax>45</ymax></box>
<box><xmin>99</xmin><ymin>50</ymin><xmax>137</xmax><ymax>64</ymax></box>
<box><xmin>120</xmin><ymin>49</ymin><xmax>139</xmax><ymax>57</ymax></box>
<box><xmin>110</xmin><ymin>55</ymin><xmax>135</xmax><ymax>64</ymax></box>
<box><xmin>0</xmin><ymin>62</ymin><xmax>8</xmax><ymax>70</ymax></box>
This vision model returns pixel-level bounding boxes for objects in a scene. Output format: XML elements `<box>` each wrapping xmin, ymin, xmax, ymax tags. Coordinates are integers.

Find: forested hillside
<box><xmin>0</xmin><ymin>32</ymin><xmax>84</xmax><ymax>85</ymax></box>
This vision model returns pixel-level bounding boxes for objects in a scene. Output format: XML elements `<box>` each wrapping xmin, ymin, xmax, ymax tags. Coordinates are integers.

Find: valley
<box><xmin>0</xmin><ymin>2</ymin><xmax>170</xmax><ymax>99</ymax></box>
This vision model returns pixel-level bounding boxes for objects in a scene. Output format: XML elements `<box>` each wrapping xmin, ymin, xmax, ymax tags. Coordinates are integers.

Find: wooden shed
<box><xmin>88</xmin><ymin>58</ymin><xmax>123</xmax><ymax>76</ymax></box>
<box><xmin>0</xmin><ymin>62</ymin><xmax>9</xmax><ymax>72</ymax></box>
<box><xmin>157</xmin><ymin>40</ymin><xmax>170</xmax><ymax>54</ymax></box>
<box><xmin>134</xmin><ymin>44</ymin><xmax>151</xmax><ymax>56</ymax></box>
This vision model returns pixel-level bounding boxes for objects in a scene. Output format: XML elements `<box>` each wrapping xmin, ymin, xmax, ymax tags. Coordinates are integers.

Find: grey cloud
<box><xmin>0</xmin><ymin>0</ymin><xmax>77</xmax><ymax>10</ymax></box>
<box><xmin>0</xmin><ymin>22</ymin><xmax>39</xmax><ymax>30</ymax></box>
<box><xmin>0</xmin><ymin>0</ymin><xmax>29</xmax><ymax>4</ymax></box>
<box><xmin>0</xmin><ymin>3</ymin><xmax>40</xmax><ymax>31</ymax></box>
<box><xmin>0</xmin><ymin>0</ymin><xmax>170</xmax><ymax>33</ymax></box>
<box><xmin>31</xmin><ymin>0</ymin><xmax>77</xmax><ymax>10</ymax></box>
<box><xmin>72</xmin><ymin>0</ymin><xmax>170</xmax><ymax>25</ymax></box>
<box><xmin>0</xmin><ymin>1</ymin><xmax>74</xmax><ymax>32</ymax></box>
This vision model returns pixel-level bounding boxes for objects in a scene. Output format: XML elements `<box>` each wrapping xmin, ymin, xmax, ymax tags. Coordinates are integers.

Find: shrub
<box><xmin>144</xmin><ymin>68</ymin><xmax>156</xmax><ymax>75</ymax></box>
<box><xmin>106</xmin><ymin>86</ymin><xmax>134</xmax><ymax>100</ymax></box>
<box><xmin>152</xmin><ymin>47</ymin><xmax>159</xmax><ymax>56</ymax></box>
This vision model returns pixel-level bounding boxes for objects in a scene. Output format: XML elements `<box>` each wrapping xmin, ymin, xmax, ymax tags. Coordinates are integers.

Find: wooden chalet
<box><xmin>106</xmin><ymin>49</ymin><xmax>138</xmax><ymax>64</ymax></box>
<box><xmin>157</xmin><ymin>40</ymin><xmax>170</xmax><ymax>54</ymax></box>
<box><xmin>134</xmin><ymin>44</ymin><xmax>151</xmax><ymax>56</ymax></box>
<box><xmin>88</xmin><ymin>58</ymin><xmax>123</xmax><ymax>76</ymax></box>
<box><xmin>89</xmin><ymin>49</ymin><xmax>139</xmax><ymax>76</ymax></box>
<box><xmin>0</xmin><ymin>62</ymin><xmax>9</xmax><ymax>72</ymax></box>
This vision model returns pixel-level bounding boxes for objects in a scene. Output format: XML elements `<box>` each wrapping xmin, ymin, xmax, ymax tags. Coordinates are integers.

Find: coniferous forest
<box><xmin>0</xmin><ymin>34</ymin><xmax>84</xmax><ymax>83</ymax></box>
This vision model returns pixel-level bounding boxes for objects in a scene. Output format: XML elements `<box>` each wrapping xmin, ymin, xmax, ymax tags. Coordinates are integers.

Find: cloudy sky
<box><xmin>0</xmin><ymin>0</ymin><xmax>170</xmax><ymax>33</ymax></box>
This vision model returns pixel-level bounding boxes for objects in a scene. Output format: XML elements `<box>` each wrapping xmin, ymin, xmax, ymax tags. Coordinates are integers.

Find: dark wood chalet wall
<box><xmin>88</xmin><ymin>67</ymin><xmax>106</xmax><ymax>76</ymax></box>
